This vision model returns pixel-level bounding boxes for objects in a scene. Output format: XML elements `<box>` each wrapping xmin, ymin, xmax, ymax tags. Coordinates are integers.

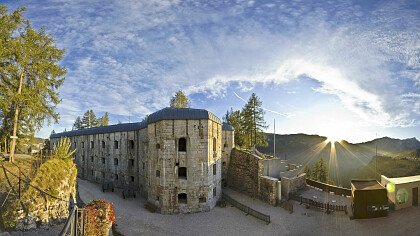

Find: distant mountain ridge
<box><xmin>258</xmin><ymin>133</ymin><xmax>420</xmax><ymax>187</ymax></box>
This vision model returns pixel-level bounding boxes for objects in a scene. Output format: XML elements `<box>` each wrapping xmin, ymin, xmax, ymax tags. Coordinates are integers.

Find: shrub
<box><xmin>84</xmin><ymin>199</ymin><xmax>116</xmax><ymax>236</ymax></box>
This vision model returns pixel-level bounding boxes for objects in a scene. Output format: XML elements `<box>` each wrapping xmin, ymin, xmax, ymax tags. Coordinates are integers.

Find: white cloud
<box><xmin>5</xmin><ymin>0</ymin><xmax>418</xmax><ymax>137</ymax></box>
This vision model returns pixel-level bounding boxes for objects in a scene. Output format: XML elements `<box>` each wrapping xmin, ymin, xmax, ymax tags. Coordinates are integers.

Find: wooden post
<box><xmin>19</xmin><ymin>171</ymin><xmax>22</xmax><ymax>198</ymax></box>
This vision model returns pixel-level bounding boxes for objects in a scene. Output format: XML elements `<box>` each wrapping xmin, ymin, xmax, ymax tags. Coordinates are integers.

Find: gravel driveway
<box><xmin>78</xmin><ymin>179</ymin><xmax>420</xmax><ymax>236</ymax></box>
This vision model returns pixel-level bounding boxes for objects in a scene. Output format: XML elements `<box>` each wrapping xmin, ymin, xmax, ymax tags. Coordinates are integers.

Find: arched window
<box><xmin>178</xmin><ymin>138</ymin><xmax>187</xmax><ymax>152</ymax></box>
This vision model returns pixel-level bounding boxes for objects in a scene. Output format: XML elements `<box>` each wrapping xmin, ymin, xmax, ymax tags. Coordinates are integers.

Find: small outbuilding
<box><xmin>351</xmin><ymin>180</ymin><xmax>388</xmax><ymax>219</ymax></box>
<box><xmin>381</xmin><ymin>175</ymin><xmax>420</xmax><ymax>210</ymax></box>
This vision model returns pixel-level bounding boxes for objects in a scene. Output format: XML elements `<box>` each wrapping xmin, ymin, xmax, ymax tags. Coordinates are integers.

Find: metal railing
<box><xmin>222</xmin><ymin>193</ymin><xmax>270</xmax><ymax>224</ymax></box>
<box><xmin>306</xmin><ymin>179</ymin><xmax>351</xmax><ymax>197</ymax></box>
<box><xmin>292</xmin><ymin>195</ymin><xmax>348</xmax><ymax>215</ymax></box>
<box><xmin>60</xmin><ymin>206</ymin><xmax>85</xmax><ymax>236</ymax></box>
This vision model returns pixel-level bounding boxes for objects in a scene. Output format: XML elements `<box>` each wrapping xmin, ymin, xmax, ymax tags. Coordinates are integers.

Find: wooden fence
<box><xmin>306</xmin><ymin>179</ymin><xmax>351</xmax><ymax>197</ymax></box>
<box><xmin>222</xmin><ymin>193</ymin><xmax>270</xmax><ymax>224</ymax></box>
<box><xmin>291</xmin><ymin>194</ymin><xmax>348</xmax><ymax>214</ymax></box>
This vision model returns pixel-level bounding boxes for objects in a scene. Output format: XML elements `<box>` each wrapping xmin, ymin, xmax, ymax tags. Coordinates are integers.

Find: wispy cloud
<box><xmin>4</xmin><ymin>0</ymin><xmax>418</xmax><ymax>138</ymax></box>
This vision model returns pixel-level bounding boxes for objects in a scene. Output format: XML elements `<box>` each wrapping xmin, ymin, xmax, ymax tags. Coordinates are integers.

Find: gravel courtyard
<box><xmin>78</xmin><ymin>179</ymin><xmax>420</xmax><ymax>236</ymax></box>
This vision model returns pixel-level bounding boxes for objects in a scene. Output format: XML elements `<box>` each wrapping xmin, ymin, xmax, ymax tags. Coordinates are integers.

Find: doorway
<box><xmin>413</xmin><ymin>187</ymin><xmax>418</xmax><ymax>206</ymax></box>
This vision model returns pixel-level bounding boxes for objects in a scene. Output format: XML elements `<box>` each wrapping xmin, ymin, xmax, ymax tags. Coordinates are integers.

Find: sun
<box><xmin>326</xmin><ymin>137</ymin><xmax>341</xmax><ymax>143</ymax></box>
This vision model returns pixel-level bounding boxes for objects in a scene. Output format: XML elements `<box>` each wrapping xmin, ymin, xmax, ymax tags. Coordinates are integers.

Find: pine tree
<box><xmin>225</xmin><ymin>108</ymin><xmax>246</xmax><ymax>147</ymax></box>
<box><xmin>81</xmin><ymin>110</ymin><xmax>99</xmax><ymax>129</ymax></box>
<box><xmin>241</xmin><ymin>93</ymin><xmax>268</xmax><ymax>148</ymax></box>
<box><xmin>170</xmin><ymin>90</ymin><xmax>190</xmax><ymax>108</ymax></box>
<box><xmin>0</xmin><ymin>6</ymin><xmax>66</xmax><ymax>162</ymax></box>
<box><xmin>101</xmin><ymin>112</ymin><xmax>109</xmax><ymax>126</ymax></box>
<box><xmin>73</xmin><ymin>116</ymin><xmax>83</xmax><ymax>130</ymax></box>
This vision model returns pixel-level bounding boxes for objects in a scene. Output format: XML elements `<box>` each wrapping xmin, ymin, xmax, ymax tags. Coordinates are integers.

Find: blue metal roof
<box><xmin>51</xmin><ymin>107</ymin><xmax>222</xmax><ymax>139</ymax></box>
<box><xmin>147</xmin><ymin>107</ymin><xmax>221</xmax><ymax>124</ymax></box>
<box><xmin>222</xmin><ymin>123</ymin><xmax>234</xmax><ymax>131</ymax></box>
<box><xmin>50</xmin><ymin>120</ymin><xmax>147</xmax><ymax>139</ymax></box>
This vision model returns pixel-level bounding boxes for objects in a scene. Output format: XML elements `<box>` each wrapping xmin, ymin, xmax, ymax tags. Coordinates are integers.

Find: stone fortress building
<box><xmin>50</xmin><ymin>107</ymin><xmax>234</xmax><ymax>214</ymax></box>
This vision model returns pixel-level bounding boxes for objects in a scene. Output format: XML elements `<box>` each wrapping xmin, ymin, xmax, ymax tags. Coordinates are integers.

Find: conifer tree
<box><xmin>73</xmin><ymin>116</ymin><xmax>82</xmax><ymax>130</ymax></box>
<box><xmin>81</xmin><ymin>110</ymin><xmax>99</xmax><ymax>129</ymax></box>
<box><xmin>101</xmin><ymin>112</ymin><xmax>109</xmax><ymax>126</ymax></box>
<box><xmin>170</xmin><ymin>90</ymin><xmax>190</xmax><ymax>108</ymax></box>
<box><xmin>0</xmin><ymin>6</ymin><xmax>66</xmax><ymax>162</ymax></box>
<box><xmin>241</xmin><ymin>93</ymin><xmax>268</xmax><ymax>148</ymax></box>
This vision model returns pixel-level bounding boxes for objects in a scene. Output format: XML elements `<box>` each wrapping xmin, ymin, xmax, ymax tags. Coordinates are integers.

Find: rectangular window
<box><xmin>179</xmin><ymin>167</ymin><xmax>187</xmax><ymax>179</ymax></box>
<box><xmin>90</xmin><ymin>141</ymin><xmax>94</xmax><ymax>149</ymax></box>
<box><xmin>131</xmin><ymin>176</ymin><xmax>135</xmax><ymax>182</ymax></box>
<box><xmin>114</xmin><ymin>158</ymin><xmax>118</xmax><ymax>166</ymax></box>
<box><xmin>114</xmin><ymin>141</ymin><xmax>119</xmax><ymax>149</ymax></box>
<box><xmin>114</xmin><ymin>174</ymin><xmax>118</xmax><ymax>180</ymax></box>
<box><xmin>102</xmin><ymin>158</ymin><xmax>105</xmax><ymax>164</ymax></box>
<box><xmin>102</xmin><ymin>141</ymin><xmax>105</xmax><ymax>148</ymax></box>
<box><xmin>142</xmin><ymin>162</ymin><xmax>145</xmax><ymax>170</ymax></box>
<box><xmin>199</xmin><ymin>197</ymin><xmax>206</xmax><ymax>203</ymax></box>
<box><xmin>129</xmin><ymin>140</ymin><xmax>135</xmax><ymax>149</ymax></box>
<box><xmin>156</xmin><ymin>170</ymin><xmax>160</xmax><ymax>177</ymax></box>
<box><xmin>213</xmin><ymin>188</ymin><xmax>216</xmax><ymax>197</ymax></box>
<box><xmin>178</xmin><ymin>193</ymin><xmax>187</xmax><ymax>204</ymax></box>
<box><xmin>74</xmin><ymin>142</ymin><xmax>76</xmax><ymax>147</ymax></box>
<box><xmin>91</xmin><ymin>170</ymin><xmax>94</xmax><ymax>176</ymax></box>
<box><xmin>213</xmin><ymin>164</ymin><xmax>216</xmax><ymax>175</ymax></box>
<box><xmin>82</xmin><ymin>142</ymin><xmax>84</xmax><ymax>148</ymax></box>
<box><xmin>129</xmin><ymin>159</ymin><xmax>134</xmax><ymax>166</ymax></box>
<box><xmin>90</xmin><ymin>156</ymin><xmax>94</xmax><ymax>162</ymax></box>
<box><xmin>82</xmin><ymin>155</ymin><xmax>85</xmax><ymax>162</ymax></box>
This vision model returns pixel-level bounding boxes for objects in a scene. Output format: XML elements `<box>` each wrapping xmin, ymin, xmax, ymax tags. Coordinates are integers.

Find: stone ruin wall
<box><xmin>227</xmin><ymin>148</ymin><xmax>264</xmax><ymax>198</ymax></box>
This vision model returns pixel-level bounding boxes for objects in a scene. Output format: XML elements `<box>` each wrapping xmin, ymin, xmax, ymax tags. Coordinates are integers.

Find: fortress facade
<box><xmin>50</xmin><ymin>107</ymin><xmax>234</xmax><ymax>214</ymax></box>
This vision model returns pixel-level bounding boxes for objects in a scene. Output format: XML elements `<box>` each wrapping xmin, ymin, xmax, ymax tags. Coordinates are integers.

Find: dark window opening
<box><xmin>213</xmin><ymin>164</ymin><xmax>216</xmax><ymax>175</ymax></box>
<box><xmin>90</xmin><ymin>141</ymin><xmax>94</xmax><ymax>149</ymax></box>
<box><xmin>129</xmin><ymin>159</ymin><xmax>134</xmax><ymax>166</ymax></box>
<box><xmin>131</xmin><ymin>176</ymin><xmax>135</xmax><ymax>182</ymax></box>
<box><xmin>91</xmin><ymin>170</ymin><xmax>94</xmax><ymax>176</ymax></box>
<box><xmin>178</xmin><ymin>138</ymin><xmax>186</xmax><ymax>152</ymax></box>
<box><xmin>142</xmin><ymin>162</ymin><xmax>145</xmax><ymax>170</ymax></box>
<box><xmin>178</xmin><ymin>193</ymin><xmax>187</xmax><ymax>204</ymax></box>
<box><xmin>102</xmin><ymin>158</ymin><xmax>105</xmax><ymax>164</ymax></box>
<box><xmin>223</xmin><ymin>162</ymin><xmax>226</xmax><ymax>167</ymax></box>
<box><xmin>156</xmin><ymin>143</ymin><xmax>160</xmax><ymax>149</ymax></box>
<box><xmin>199</xmin><ymin>197</ymin><xmax>206</xmax><ymax>203</ymax></box>
<box><xmin>156</xmin><ymin>170</ymin><xmax>160</xmax><ymax>177</ymax></box>
<box><xmin>114</xmin><ymin>174</ymin><xmax>119</xmax><ymax>180</ymax></box>
<box><xmin>114</xmin><ymin>158</ymin><xmax>118</xmax><ymax>166</ymax></box>
<box><xmin>213</xmin><ymin>188</ymin><xmax>217</xmax><ymax>197</ymax></box>
<box><xmin>114</xmin><ymin>141</ymin><xmax>119</xmax><ymax>149</ymax></box>
<box><xmin>102</xmin><ymin>141</ymin><xmax>105</xmax><ymax>148</ymax></box>
<box><xmin>82</xmin><ymin>155</ymin><xmax>85</xmax><ymax>162</ymax></box>
<box><xmin>176</xmin><ymin>162</ymin><xmax>179</xmax><ymax>166</ymax></box>
<box><xmin>129</xmin><ymin>140</ymin><xmax>135</xmax><ymax>149</ymax></box>
<box><xmin>74</xmin><ymin>142</ymin><xmax>76</xmax><ymax>147</ymax></box>
<box><xmin>82</xmin><ymin>142</ymin><xmax>85</xmax><ymax>148</ymax></box>
<box><xmin>224</xmin><ymin>143</ymin><xmax>227</xmax><ymax>148</ymax></box>
<box><xmin>178</xmin><ymin>167</ymin><xmax>187</xmax><ymax>179</ymax></box>
<box><xmin>90</xmin><ymin>156</ymin><xmax>94</xmax><ymax>162</ymax></box>
<box><xmin>213</xmin><ymin>138</ymin><xmax>217</xmax><ymax>152</ymax></box>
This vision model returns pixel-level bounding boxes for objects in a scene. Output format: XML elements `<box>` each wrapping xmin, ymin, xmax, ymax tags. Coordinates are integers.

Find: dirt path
<box><xmin>78</xmin><ymin>179</ymin><xmax>420</xmax><ymax>236</ymax></box>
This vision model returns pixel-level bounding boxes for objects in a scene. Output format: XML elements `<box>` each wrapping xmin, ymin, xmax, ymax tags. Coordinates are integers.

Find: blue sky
<box><xmin>3</xmin><ymin>0</ymin><xmax>419</xmax><ymax>143</ymax></box>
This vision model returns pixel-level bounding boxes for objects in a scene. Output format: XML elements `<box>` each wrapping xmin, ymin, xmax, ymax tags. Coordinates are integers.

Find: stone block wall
<box><xmin>259</xmin><ymin>176</ymin><xmax>279</xmax><ymax>205</ymax></box>
<box><xmin>221</xmin><ymin>129</ymin><xmax>234</xmax><ymax>186</ymax></box>
<box><xmin>281</xmin><ymin>174</ymin><xmax>306</xmax><ymax>198</ymax></box>
<box><xmin>227</xmin><ymin>148</ymin><xmax>264</xmax><ymax>198</ymax></box>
